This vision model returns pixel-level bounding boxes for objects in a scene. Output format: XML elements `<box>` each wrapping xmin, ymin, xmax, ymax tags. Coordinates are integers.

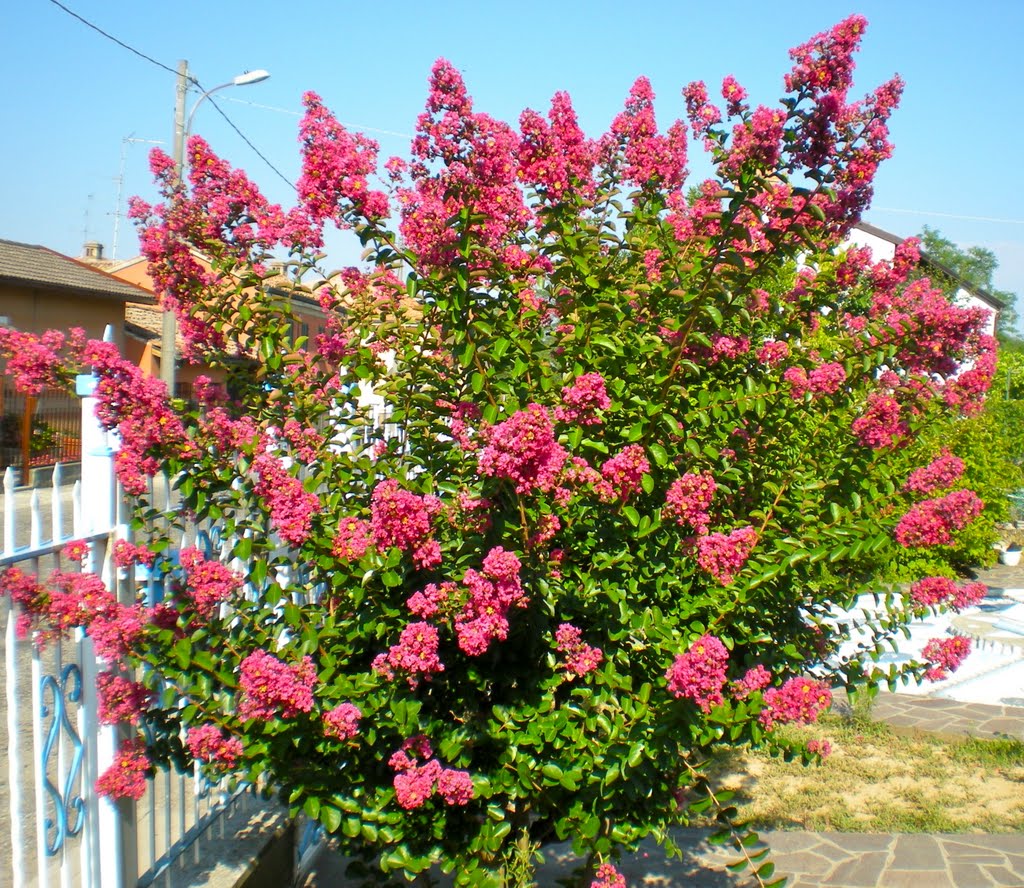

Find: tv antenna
<box><xmin>112</xmin><ymin>134</ymin><xmax>164</xmax><ymax>260</ymax></box>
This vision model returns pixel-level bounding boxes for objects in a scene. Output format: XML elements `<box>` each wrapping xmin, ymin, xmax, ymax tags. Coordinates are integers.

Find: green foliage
<box><xmin>6</xmin><ymin>22</ymin><xmax>1003</xmax><ymax>887</ymax></box>
<box><xmin>918</xmin><ymin>225</ymin><xmax>1020</xmax><ymax>341</ymax></box>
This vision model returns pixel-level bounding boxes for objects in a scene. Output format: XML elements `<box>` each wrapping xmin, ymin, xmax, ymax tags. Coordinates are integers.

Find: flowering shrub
<box><xmin>0</xmin><ymin>16</ymin><xmax>998</xmax><ymax>886</ymax></box>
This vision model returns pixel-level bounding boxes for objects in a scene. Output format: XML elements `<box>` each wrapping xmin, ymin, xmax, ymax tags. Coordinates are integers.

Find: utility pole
<box><xmin>162</xmin><ymin>59</ymin><xmax>189</xmax><ymax>395</ymax></box>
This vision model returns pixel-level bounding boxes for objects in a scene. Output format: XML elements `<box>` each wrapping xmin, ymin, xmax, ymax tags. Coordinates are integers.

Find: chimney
<box><xmin>83</xmin><ymin>241</ymin><xmax>104</xmax><ymax>261</ymax></box>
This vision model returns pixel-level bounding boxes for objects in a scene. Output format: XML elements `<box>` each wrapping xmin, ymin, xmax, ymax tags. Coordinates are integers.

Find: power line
<box><xmin>873</xmin><ymin>207</ymin><xmax>1024</xmax><ymax>226</ymax></box>
<box><xmin>46</xmin><ymin>0</ymin><xmax>182</xmax><ymax>79</ymax></box>
<box><xmin>207</xmin><ymin>96</ymin><xmax>296</xmax><ymax>191</ymax></box>
<box><xmin>222</xmin><ymin>96</ymin><xmax>414</xmax><ymax>140</ymax></box>
<box><xmin>46</xmin><ymin>0</ymin><xmax>290</xmax><ymax>189</ymax></box>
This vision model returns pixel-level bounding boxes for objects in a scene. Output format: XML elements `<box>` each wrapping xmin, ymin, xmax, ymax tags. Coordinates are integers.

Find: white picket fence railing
<box><xmin>0</xmin><ymin>370</ymin><xmax>279</xmax><ymax>887</ymax></box>
<box><xmin>0</xmin><ymin>327</ymin><xmax>398</xmax><ymax>887</ymax></box>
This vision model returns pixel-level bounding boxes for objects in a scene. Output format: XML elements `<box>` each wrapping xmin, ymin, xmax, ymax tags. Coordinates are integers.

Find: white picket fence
<box><xmin>0</xmin><ymin>370</ymin><xmax>276</xmax><ymax>887</ymax></box>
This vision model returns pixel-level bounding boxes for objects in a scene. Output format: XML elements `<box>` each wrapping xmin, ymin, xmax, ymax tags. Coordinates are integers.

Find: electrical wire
<box><xmin>46</xmin><ymin>0</ymin><xmax>291</xmax><ymax>188</ymax></box>
<box><xmin>206</xmin><ymin>96</ymin><xmax>296</xmax><ymax>191</ymax></box>
<box><xmin>222</xmin><ymin>96</ymin><xmax>414</xmax><ymax>140</ymax></box>
<box><xmin>46</xmin><ymin>0</ymin><xmax>182</xmax><ymax>79</ymax></box>
<box><xmin>873</xmin><ymin>207</ymin><xmax>1024</xmax><ymax>226</ymax></box>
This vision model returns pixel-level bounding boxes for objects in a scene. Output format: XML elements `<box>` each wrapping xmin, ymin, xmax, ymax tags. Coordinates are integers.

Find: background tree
<box><xmin>917</xmin><ymin>225</ymin><xmax>1020</xmax><ymax>346</ymax></box>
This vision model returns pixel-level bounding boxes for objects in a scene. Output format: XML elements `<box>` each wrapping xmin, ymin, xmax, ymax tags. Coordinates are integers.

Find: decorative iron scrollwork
<box><xmin>39</xmin><ymin>663</ymin><xmax>85</xmax><ymax>855</ymax></box>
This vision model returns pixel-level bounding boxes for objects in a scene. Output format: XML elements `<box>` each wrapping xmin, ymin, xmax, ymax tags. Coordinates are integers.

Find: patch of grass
<box><xmin>701</xmin><ymin>717</ymin><xmax>1024</xmax><ymax>834</ymax></box>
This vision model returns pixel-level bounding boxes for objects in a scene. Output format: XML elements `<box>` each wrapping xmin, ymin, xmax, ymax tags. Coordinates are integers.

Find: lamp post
<box><xmin>161</xmin><ymin>62</ymin><xmax>270</xmax><ymax>394</ymax></box>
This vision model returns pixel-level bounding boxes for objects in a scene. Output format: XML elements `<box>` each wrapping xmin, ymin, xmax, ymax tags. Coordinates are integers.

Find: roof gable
<box><xmin>850</xmin><ymin>223</ymin><xmax>1004</xmax><ymax>311</ymax></box>
<box><xmin>0</xmin><ymin>239</ymin><xmax>155</xmax><ymax>303</ymax></box>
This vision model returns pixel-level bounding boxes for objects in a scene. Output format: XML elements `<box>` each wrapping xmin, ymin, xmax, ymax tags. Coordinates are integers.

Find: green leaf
<box><xmin>320</xmin><ymin>804</ymin><xmax>341</xmax><ymax>833</ymax></box>
<box><xmin>541</xmin><ymin>763</ymin><xmax>564</xmax><ymax>782</ymax></box>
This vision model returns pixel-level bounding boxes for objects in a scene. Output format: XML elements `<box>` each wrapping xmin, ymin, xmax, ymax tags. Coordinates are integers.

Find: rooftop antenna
<box><xmin>82</xmin><ymin>193</ymin><xmax>95</xmax><ymax>244</ymax></box>
<box><xmin>112</xmin><ymin>135</ymin><xmax>164</xmax><ymax>260</ymax></box>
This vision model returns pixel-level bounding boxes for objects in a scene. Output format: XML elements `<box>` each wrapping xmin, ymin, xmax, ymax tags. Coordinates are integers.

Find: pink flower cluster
<box><xmin>96</xmin><ymin>672</ymin><xmax>153</xmax><ymax>725</ymax></box>
<box><xmin>406</xmin><ymin>581</ymin><xmax>458</xmax><ymax>620</ymax></box>
<box><xmin>903</xmin><ymin>452</ymin><xmax>965</xmax><ymax>496</ymax></box>
<box><xmin>63</xmin><ymin>539</ymin><xmax>89</xmax><ymax>563</ymax></box>
<box><xmin>590</xmin><ymin>863</ymin><xmax>627</xmax><ymax>888</ymax></box>
<box><xmin>598</xmin><ymin>445</ymin><xmax>650</xmax><ymax>502</ymax></box>
<box><xmin>518</xmin><ymin>91</ymin><xmax>596</xmax><ymax>203</ymax></box>
<box><xmin>713</xmin><ymin>335</ymin><xmax>751</xmax><ymax>362</ymax></box>
<box><xmin>607</xmin><ymin>76</ymin><xmax>688</xmax><ymax>191</ymax></box>
<box><xmin>0</xmin><ymin>567</ymin><xmax>51</xmax><ymax>639</ymax></box>
<box><xmin>722</xmin><ymin>105</ymin><xmax>785</xmax><ymax>177</ymax></box>
<box><xmin>555</xmin><ymin>373</ymin><xmax>610</xmax><ymax>426</ymax></box>
<box><xmin>664</xmin><ymin>472</ymin><xmax>716</xmax><ymax>534</ymax></box>
<box><xmin>455</xmin><ymin>547</ymin><xmax>526</xmax><ymax>656</ymax></box>
<box><xmin>88</xmin><ymin>601</ymin><xmax>147</xmax><ymax>661</ymax></box>
<box><xmin>922</xmin><ymin>635</ymin><xmax>971</xmax><ymax>682</ymax></box>
<box><xmin>333</xmin><ymin>516</ymin><xmax>373</xmax><ymax>561</ymax></box>
<box><xmin>0</xmin><ymin>327</ymin><xmax>80</xmax><ymax>394</ymax></box>
<box><xmin>760</xmin><ymin>677</ymin><xmax>832</xmax><ymax>729</ymax></box>
<box><xmin>95</xmin><ymin>737</ymin><xmax>150</xmax><ymax>801</ymax></box>
<box><xmin>852</xmin><ymin>393</ymin><xmax>907</xmax><ymax>450</ymax></box>
<box><xmin>187</xmin><ymin>724</ymin><xmax>244</xmax><ymax>769</ymax></box>
<box><xmin>757</xmin><ymin>340</ymin><xmax>789</xmax><ymax>367</ymax></box>
<box><xmin>112</xmin><ymin>540</ymin><xmax>157</xmax><ymax>570</ymax></box>
<box><xmin>478</xmin><ymin>404</ymin><xmax>568</xmax><ymax>494</ymax></box>
<box><xmin>252</xmin><ymin>451</ymin><xmax>321</xmax><ymax>548</ymax></box>
<box><xmin>0</xmin><ymin>566</ymin><xmax>146</xmax><ymax>656</ymax></box>
<box><xmin>370</xmin><ymin>479</ymin><xmax>442</xmax><ymax>569</ymax></box>
<box><xmin>323</xmin><ymin>702</ymin><xmax>362</xmax><ymax>740</ymax></box>
<box><xmin>179</xmin><ymin>547</ymin><xmax>242</xmax><ymax>617</ymax></box>
<box><xmin>696</xmin><ymin>526</ymin><xmax>758</xmax><ymax>585</ymax></box>
<box><xmin>373</xmin><ymin>621</ymin><xmax>445</xmax><ymax>686</ymax></box>
<box><xmin>894</xmin><ymin>489</ymin><xmax>984</xmax><ymax>548</ymax></box>
<box><xmin>665</xmin><ymin>634</ymin><xmax>729</xmax><ymax>712</ymax></box>
<box><xmin>281</xmin><ymin>419</ymin><xmax>326</xmax><ymax>465</ymax></box>
<box><xmin>389</xmin><ymin>736</ymin><xmax>474</xmax><ymax>810</ymax></box>
<box><xmin>237</xmin><ymin>650</ymin><xmax>317</xmax><ymax>721</ymax></box>
<box><xmin>683</xmin><ymin>80</ymin><xmax>722</xmax><ymax>144</ymax></box>
<box><xmin>806</xmin><ymin>738</ymin><xmax>832</xmax><ymax>758</ymax></box>
<box><xmin>732</xmin><ymin>664</ymin><xmax>772</xmax><ymax>699</ymax></box>
<box><xmin>786</xmin><ymin>15</ymin><xmax>867</xmax><ymax>96</ymax></box>
<box><xmin>297</xmin><ymin>91</ymin><xmax>388</xmax><ymax>230</ymax></box>
<box><xmin>784</xmin><ymin>362</ymin><xmax>847</xmax><ymax>399</ymax></box>
<box><xmin>554</xmin><ymin>623</ymin><xmax>603</xmax><ymax>678</ymax></box>
<box><xmin>909</xmin><ymin>577</ymin><xmax>986</xmax><ymax>612</ymax></box>
<box><xmin>400</xmin><ymin>59</ymin><xmax>532</xmax><ymax>271</ymax></box>
<box><xmin>83</xmin><ymin>338</ymin><xmax>197</xmax><ymax>495</ymax></box>
<box><xmin>182</xmin><ymin>135</ymin><xmax>317</xmax><ymax>253</ymax></box>
<box><xmin>872</xmin><ymin>278</ymin><xmax>993</xmax><ymax>388</ymax></box>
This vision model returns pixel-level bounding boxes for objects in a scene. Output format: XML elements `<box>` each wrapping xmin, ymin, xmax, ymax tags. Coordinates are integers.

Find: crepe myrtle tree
<box><xmin>0</xmin><ymin>16</ymin><xmax>996</xmax><ymax>886</ymax></box>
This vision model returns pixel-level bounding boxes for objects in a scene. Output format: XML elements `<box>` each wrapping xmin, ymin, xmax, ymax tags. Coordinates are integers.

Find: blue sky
<box><xmin>3</xmin><ymin>1</ymin><xmax>1022</xmax><ymax>307</ymax></box>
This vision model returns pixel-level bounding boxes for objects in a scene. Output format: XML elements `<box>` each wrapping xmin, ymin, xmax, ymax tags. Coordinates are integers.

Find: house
<box><xmin>0</xmin><ymin>238</ymin><xmax>156</xmax><ymax>473</ymax></box>
<box><xmin>82</xmin><ymin>249</ymin><xmax>331</xmax><ymax>398</ymax></box>
<box><xmin>847</xmin><ymin>223</ymin><xmax>1003</xmax><ymax>337</ymax></box>
<box><xmin>0</xmin><ymin>238</ymin><xmax>155</xmax><ymax>348</ymax></box>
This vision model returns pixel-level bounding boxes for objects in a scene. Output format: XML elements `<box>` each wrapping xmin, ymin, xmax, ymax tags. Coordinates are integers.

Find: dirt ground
<box><xmin>705</xmin><ymin>719</ymin><xmax>1024</xmax><ymax>833</ymax></box>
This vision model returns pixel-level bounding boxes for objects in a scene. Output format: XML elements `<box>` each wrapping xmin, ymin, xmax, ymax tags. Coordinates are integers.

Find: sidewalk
<box><xmin>303</xmin><ymin>567</ymin><xmax>1024</xmax><ymax>887</ymax></box>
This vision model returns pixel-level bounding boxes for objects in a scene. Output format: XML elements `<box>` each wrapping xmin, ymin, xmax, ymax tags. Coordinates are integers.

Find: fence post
<box><xmin>21</xmin><ymin>392</ymin><xmax>35</xmax><ymax>485</ymax></box>
<box><xmin>76</xmin><ymin>324</ymin><xmax>138</xmax><ymax>888</ymax></box>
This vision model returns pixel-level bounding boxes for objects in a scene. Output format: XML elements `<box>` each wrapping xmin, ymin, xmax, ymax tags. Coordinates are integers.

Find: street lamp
<box><xmin>186</xmin><ymin>69</ymin><xmax>271</xmax><ymax>135</ymax></box>
<box><xmin>160</xmin><ymin>62</ymin><xmax>270</xmax><ymax>394</ymax></box>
